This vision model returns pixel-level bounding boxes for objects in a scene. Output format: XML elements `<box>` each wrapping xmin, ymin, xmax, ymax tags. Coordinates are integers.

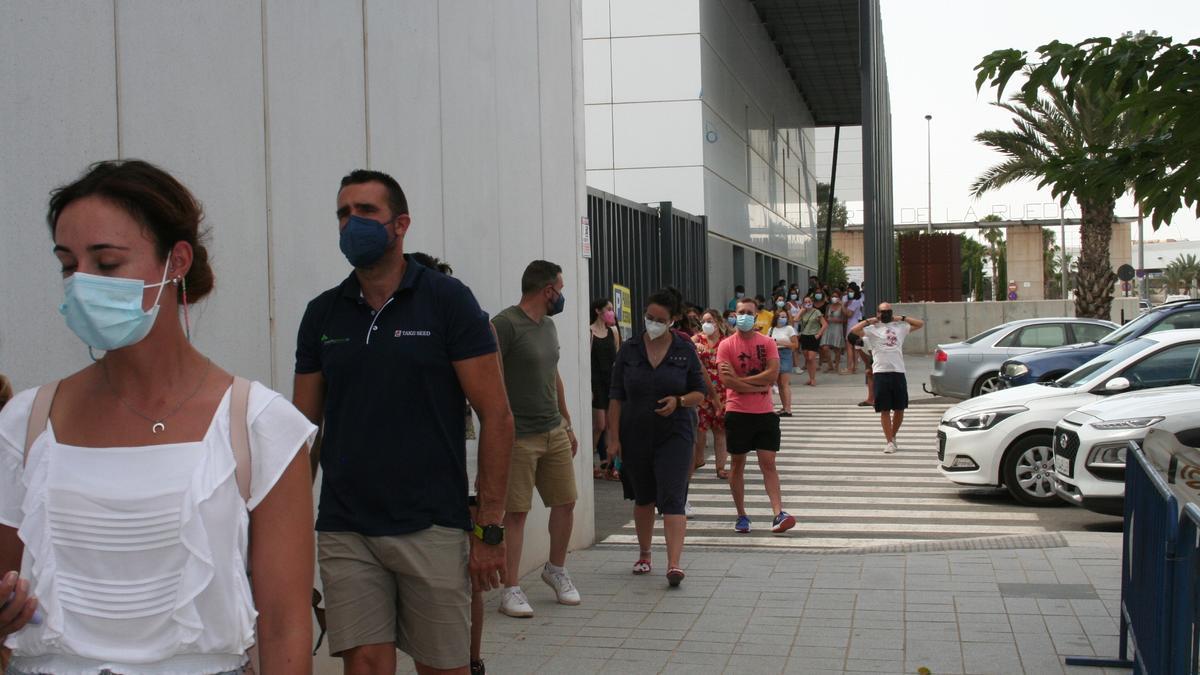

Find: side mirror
<box><xmin>1104</xmin><ymin>377</ymin><xmax>1132</xmax><ymax>393</ymax></box>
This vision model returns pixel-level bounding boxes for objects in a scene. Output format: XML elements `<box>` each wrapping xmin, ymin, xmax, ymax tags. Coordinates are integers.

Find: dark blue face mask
<box><xmin>339</xmin><ymin>214</ymin><xmax>394</xmax><ymax>268</ymax></box>
<box><xmin>548</xmin><ymin>288</ymin><xmax>565</xmax><ymax>316</ymax></box>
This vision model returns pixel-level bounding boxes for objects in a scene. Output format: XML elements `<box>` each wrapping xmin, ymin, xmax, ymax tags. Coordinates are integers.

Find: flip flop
<box><xmin>666</xmin><ymin>568</ymin><xmax>685</xmax><ymax>587</ymax></box>
<box><xmin>857</xmin><ymin>400</ymin><xmax>873</xmax><ymax>407</ymax></box>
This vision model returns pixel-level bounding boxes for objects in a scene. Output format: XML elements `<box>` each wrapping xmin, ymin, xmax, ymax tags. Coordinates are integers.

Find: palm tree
<box><xmin>971</xmin><ymin>80</ymin><xmax>1135</xmax><ymax>318</ymax></box>
<box><xmin>1165</xmin><ymin>253</ymin><xmax>1200</xmax><ymax>289</ymax></box>
<box><xmin>1042</xmin><ymin>228</ymin><xmax>1061</xmax><ymax>298</ymax></box>
<box><xmin>980</xmin><ymin>216</ymin><xmax>1005</xmax><ymax>300</ymax></box>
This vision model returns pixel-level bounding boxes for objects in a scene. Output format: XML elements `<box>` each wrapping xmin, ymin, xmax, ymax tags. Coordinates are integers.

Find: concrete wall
<box><xmin>889</xmin><ymin>298</ymin><xmax>1141</xmax><ymax>354</ymax></box>
<box><xmin>832</xmin><ymin>230</ymin><xmax>865</xmax><ymax>267</ymax></box>
<box><xmin>0</xmin><ymin>0</ymin><xmax>592</xmax><ymax>575</ymax></box>
<box><xmin>1006</xmin><ymin>224</ymin><xmax>1045</xmax><ymax>301</ymax></box>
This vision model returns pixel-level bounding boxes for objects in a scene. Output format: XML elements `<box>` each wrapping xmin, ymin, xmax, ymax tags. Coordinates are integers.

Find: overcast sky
<box><xmin>879</xmin><ymin>0</ymin><xmax>1199</xmax><ymax>245</ymax></box>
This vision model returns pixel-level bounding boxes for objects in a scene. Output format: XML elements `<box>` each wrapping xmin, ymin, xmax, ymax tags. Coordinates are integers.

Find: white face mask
<box><xmin>701</xmin><ymin>321</ymin><xmax>716</xmax><ymax>335</ymax></box>
<box><xmin>644</xmin><ymin>319</ymin><xmax>669</xmax><ymax>339</ymax></box>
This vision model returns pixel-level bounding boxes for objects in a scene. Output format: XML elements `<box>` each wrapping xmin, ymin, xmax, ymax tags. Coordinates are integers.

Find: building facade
<box><xmin>1</xmin><ymin>0</ymin><xmax>593</xmax><ymax>574</ymax></box>
<box><xmin>584</xmin><ymin>0</ymin><xmax>821</xmax><ymax>308</ymax></box>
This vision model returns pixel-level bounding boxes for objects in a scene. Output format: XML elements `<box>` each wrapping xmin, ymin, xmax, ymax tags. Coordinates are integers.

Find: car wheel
<box><xmin>1001</xmin><ymin>434</ymin><xmax>1064</xmax><ymax>507</ymax></box>
<box><xmin>971</xmin><ymin>372</ymin><xmax>1002</xmax><ymax>398</ymax></box>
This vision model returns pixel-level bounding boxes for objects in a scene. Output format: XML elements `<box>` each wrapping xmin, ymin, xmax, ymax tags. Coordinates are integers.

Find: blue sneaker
<box><xmin>772</xmin><ymin>511</ymin><xmax>796</xmax><ymax>534</ymax></box>
<box><xmin>735</xmin><ymin>515</ymin><xmax>751</xmax><ymax>533</ymax></box>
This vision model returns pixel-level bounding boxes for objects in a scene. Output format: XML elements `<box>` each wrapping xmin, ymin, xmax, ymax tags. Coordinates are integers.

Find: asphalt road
<box><xmin>591</xmin><ymin>355</ymin><xmax>1122</xmax><ymax>551</ymax></box>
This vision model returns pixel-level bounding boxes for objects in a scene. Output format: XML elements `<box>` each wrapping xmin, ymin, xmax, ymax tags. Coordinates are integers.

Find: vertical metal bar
<box><xmin>820</xmin><ymin>125</ymin><xmax>841</xmax><ymax>282</ymax></box>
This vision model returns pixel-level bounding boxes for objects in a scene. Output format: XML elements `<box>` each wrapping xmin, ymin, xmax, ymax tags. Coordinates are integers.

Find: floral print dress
<box><xmin>691</xmin><ymin>333</ymin><xmax>726</xmax><ymax>431</ymax></box>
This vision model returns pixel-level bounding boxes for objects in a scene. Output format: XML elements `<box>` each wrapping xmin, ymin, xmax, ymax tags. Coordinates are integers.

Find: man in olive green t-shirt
<box><xmin>491</xmin><ymin>260</ymin><xmax>581</xmax><ymax>618</ymax></box>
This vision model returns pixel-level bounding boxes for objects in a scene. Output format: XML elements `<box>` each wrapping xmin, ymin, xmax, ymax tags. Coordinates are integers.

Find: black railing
<box><xmin>587</xmin><ymin>189</ymin><xmax>708</xmax><ymax>335</ymax></box>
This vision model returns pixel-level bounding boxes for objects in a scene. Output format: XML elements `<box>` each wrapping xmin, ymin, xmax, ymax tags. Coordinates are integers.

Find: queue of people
<box><xmin>0</xmin><ymin>159</ymin><xmax>924</xmax><ymax>675</ymax></box>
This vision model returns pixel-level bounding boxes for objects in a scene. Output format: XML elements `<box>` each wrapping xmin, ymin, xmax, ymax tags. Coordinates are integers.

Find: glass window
<box><xmin>1072</xmin><ymin>322</ymin><xmax>1113</xmax><ymax>344</ymax></box>
<box><xmin>1099</xmin><ymin>311</ymin><xmax>1157</xmax><ymax>345</ymax></box>
<box><xmin>1057</xmin><ymin>338</ymin><xmax>1154</xmax><ymax>388</ymax></box>
<box><xmin>1120</xmin><ymin>342</ymin><xmax>1200</xmax><ymax>389</ymax></box>
<box><xmin>1149</xmin><ymin>310</ymin><xmax>1200</xmax><ymax>332</ymax></box>
<box><xmin>1015</xmin><ymin>324</ymin><xmax>1067</xmax><ymax>348</ymax></box>
<box><xmin>965</xmin><ymin>325</ymin><xmax>1008</xmax><ymax>345</ymax></box>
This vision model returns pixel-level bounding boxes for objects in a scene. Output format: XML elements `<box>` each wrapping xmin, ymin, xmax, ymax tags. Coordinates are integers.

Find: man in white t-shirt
<box><xmin>850</xmin><ymin>303</ymin><xmax>924</xmax><ymax>454</ymax></box>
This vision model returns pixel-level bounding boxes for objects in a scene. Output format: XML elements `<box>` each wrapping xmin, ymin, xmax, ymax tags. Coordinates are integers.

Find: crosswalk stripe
<box><xmin>600</xmin><ymin>534</ymin><xmax>946</xmax><ymax>548</ymax></box>
<box><xmin>686</xmin><ymin>488</ymin><xmax>969</xmax><ymax>500</ymax></box>
<box><xmin>656</xmin><ymin>507</ymin><xmax>1039</xmax><ymax>521</ymax></box>
<box><xmin>621</xmin><ymin>521</ymin><xmax>1045</xmax><ymax>535</ymax></box>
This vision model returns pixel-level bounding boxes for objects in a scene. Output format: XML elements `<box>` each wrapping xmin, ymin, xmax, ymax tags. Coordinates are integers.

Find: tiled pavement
<box><xmin>429</xmin><ymin>532</ymin><xmax>1127</xmax><ymax>675</ymax></box>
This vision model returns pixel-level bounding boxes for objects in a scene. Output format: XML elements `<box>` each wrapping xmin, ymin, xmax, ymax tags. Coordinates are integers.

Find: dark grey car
<box><xmin>928</xmin><ymin>317</ymin><xmax>1117</xmax><ymax>399</ymax></box>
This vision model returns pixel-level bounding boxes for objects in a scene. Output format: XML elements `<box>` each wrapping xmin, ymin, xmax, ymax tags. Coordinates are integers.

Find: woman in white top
<box><xmin>0</xmin><ymin>160</ymin><xmax>316</xmax><ymax>674</ymax></box>
<box><xmin>768</xmin><ymin>308</ymin><xmax>799</xmax><ymax>416</ymax></box>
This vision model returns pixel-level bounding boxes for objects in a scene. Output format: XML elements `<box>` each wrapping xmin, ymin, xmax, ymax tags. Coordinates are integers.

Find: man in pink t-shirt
<box><xmin>716</xmin><ymin>297</ymin><xmax>796</xmax><ymax>535</ymax></box>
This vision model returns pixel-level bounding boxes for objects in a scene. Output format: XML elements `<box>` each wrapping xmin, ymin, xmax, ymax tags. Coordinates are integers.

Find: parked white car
<box><xmin>937</xmin><ymin>329</ymin><xmax>1200</xmax><ymax>505</ymax></box>
<box><xmin>1052</xmin><ymin>383</ymin><xmax>1200</xmax><ymax>516</ymax></box>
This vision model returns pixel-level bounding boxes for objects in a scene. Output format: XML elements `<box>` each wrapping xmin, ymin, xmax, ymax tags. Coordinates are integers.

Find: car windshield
<box><xmin>1099</xmin><ymin>311</ymin><xmax>1157</xmax><ymax>345</ymax></box>
<box><xmin>964</xmin><ymin>325</ymin><xmax>1008</xmax><ymax>345</ymax></box>
<box><xmin>1056</xmin><ymin>337</ymin><xmax>1155</xmax><ymax>388</ymax></box>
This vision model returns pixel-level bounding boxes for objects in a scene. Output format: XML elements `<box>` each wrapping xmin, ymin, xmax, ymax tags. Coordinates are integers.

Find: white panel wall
<box><xmin>117</xmin><ymin>0</ymin><xmax>273</xmax><ymax>384</ymax></box>
<box><xmin>2</xmin><ymin>1</ymin><xmax>591</xmax><ymax>575</ymax></box>
<box><xmin>0</xmin><ymin>1</ymin><xmax>118</xmax><ymax>389</ymax></box>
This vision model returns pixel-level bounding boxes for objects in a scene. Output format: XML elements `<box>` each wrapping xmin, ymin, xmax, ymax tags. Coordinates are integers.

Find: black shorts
<box><xmin>799</xmin><ymin>335</ymin><xmax>821</xmax><ymax>353</ymax></box>
<box><xmin>873</xmin><ymin>372</ymin><xmax>909</xmax><ymax>412</ymax></box>
<box><xmin>724</xmin><ymin>411</ymin><xmax>781</xmax><ymax>454</ymax></box>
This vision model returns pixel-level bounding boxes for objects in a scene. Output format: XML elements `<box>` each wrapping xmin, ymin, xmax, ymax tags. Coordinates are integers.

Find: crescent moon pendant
<box><xmin>152</xmin><ymin>422</ymin><xmax>166</xmax><ymax>434</ymax></box>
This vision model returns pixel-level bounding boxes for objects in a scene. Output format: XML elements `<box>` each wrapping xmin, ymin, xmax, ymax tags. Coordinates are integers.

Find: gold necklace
<box><xmin>101</xmin><ymin>358</ymin><xmax>212</xmax><ymax>434</ymax></box>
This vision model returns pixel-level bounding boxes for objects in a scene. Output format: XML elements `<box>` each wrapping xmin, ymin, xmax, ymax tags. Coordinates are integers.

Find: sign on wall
<box><xmin>845</xmin><ymin>266</ymin><xmax>864</xmax><ymax>284</ymax></box>
<box><xmin>612</xmin><ymin>283</ymin><xmax>632</xmax><ymax>340</ymax></box>
<box><xmin>580</xmin><ymin>216</ymin><xmax>591</xmax><ymax>259</ymax></box>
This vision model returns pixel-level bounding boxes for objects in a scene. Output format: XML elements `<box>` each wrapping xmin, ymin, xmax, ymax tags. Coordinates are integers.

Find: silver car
<box><xmin>929</xmin><ymin>317</ymin><xmax>1117</xmax><ymax>399</ymax></box>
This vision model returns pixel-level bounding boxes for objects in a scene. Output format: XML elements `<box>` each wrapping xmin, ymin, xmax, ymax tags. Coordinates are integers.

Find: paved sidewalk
<box><xmin>451</xmin><ymin>532</ymin><xmax>1127</xmax><ymax>674</ymax></box>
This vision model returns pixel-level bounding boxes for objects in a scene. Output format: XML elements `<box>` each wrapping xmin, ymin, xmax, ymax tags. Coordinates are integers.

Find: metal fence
<box><xmin>586</xmin><ymin>188</ymin><xmax>708</xmax><ymax>335</ymax></box>
<box><xmin>1173</xmin><ymin>503</ymin><xmax>1200</xmax><ymax>674</ymax></box>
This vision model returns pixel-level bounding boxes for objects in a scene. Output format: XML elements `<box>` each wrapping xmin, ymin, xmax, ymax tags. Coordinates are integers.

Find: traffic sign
<box><xmin>1008</xmin><ymin>291</ymin><xmax>1018</xmax><ymax>301</ymax></box>
<box><xmin>1117</xmin><ymin>264</ymin><xmax>1135</xmax><ymax>281</ymax></box>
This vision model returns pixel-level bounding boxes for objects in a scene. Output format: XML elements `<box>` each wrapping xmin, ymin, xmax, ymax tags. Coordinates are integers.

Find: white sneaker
<box><xmin>541</xmin><ymin>564</ymin><xmax>582</xmax><ymax>605</ymax></box>
<box><xmin>883</xmin><ymin>441</ymin><xmax>896</xmax><ymax>454</ymax></box>
<box><xmin>499</xmin><ymin>586</ymin><xmax>533</xmax><ymax>617</ymax></box>
<box><xmin>685</xmin><ymin>501</ymin><xmax>694</xmax><ymax>519</ymax></box>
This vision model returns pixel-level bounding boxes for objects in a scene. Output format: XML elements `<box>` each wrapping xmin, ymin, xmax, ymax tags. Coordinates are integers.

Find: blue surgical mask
<box><xmin>339</xmin><ymin>214</ymin><xmax>393</xmax><ymax>268</ymax></box>
<box><xmin>59</xmin><ymin>264</ymin><xmax>172</xmax><ymax>351</ymax></box>
<box><xmin>735</xmin><ymin>291</ymin><xmax>745</xmax><ymax>299</ymax></box>
<box><xmin>726</xmin><ymin>316</ymin><xmax>737</xmax><ymax>326</ymax></box>
<box><xmin>775</xmin><ymin>300</ymin><xmax>785</xmax><ymax>308</ymax></box>
<box><xmin>814</xmin><ymin>293</ymin><xmax>824</xmax><ymax>301</ymax></box>
<box><xmin>735</xmin><ymin>314</ymin><xmax>756</xmax><ymax>332</ymax></box>
<box><xmin>776</xmin><ymin>316</ymin><xmax>787</xmax><ymax>327</ymax></box>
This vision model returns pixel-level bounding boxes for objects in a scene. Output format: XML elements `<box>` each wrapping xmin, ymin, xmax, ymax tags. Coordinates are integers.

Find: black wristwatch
<box><xmin>473</xmin><ymin>523</ymin><xmax>504</xmax><ymax>545</ymax></box>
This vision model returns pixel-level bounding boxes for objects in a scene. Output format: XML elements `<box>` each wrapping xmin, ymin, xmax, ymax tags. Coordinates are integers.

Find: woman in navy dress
<box><xmin>606</xmin><ymin>288</ymin><xmax>707</xmax><ymax>587</ymax></box>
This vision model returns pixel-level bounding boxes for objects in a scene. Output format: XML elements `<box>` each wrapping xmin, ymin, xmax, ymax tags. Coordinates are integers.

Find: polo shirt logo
<box><xmin>320</xmin><ymin>334</ymin><xmax>350</xmax><ymax>346</ymax></box>
<box><xmin>395</xmin><ymin>329</ymin><xmax>433</xmax><ymax>337</ymax></box>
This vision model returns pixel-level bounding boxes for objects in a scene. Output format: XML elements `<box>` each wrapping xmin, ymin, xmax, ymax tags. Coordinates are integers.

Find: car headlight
<box><xmin>1087</xmin><ymin>443</ymin><xmax>1129</xmax><ymax>467</ymax></box>
<box><xmin>1089</xmin><ymin>417</ymin><xmax>1164</xmax><ymax>430</ymax></box>
<box><xmin>948</xmin><ymin>406</ymin><xmax>1028</xmax><ymax>431</ymax></box>
<box><xmin>1002</xmin><ymin>363</ymin><xmax>1029</xmax><ymax>378</ymax></box>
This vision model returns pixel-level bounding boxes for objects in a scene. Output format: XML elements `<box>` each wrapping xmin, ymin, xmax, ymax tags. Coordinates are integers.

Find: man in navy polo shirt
<box><xmin>293</xmin><ymin>170</ymin><xmax>514</xmax><ymax>675</ymax></box>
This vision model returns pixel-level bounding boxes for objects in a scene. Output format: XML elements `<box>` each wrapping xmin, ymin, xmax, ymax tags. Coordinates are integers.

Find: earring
<box><xmin>181</xmin><ymin>276</ymin><xmax>191</xmax><ymax>342</ymax></box>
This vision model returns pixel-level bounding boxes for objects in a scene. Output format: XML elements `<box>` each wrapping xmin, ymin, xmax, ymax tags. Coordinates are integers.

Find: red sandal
<box><xmin>666</xmin><ymin>568</ymin><xmax>685</xmax><ymax>587</ymax></box>
<box><xmin>632</xmin><ymin>558</ymin><xmax>651</xmax><ymax>575</ymax></box>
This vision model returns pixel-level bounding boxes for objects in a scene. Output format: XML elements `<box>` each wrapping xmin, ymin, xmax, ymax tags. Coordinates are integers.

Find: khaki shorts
<box><xmin>506</xmin><ymin>422</ymin><xmax>578</xmax><ymax>512</ymax></box>
<box><xmin>318</xmin><ymin>528</ymin><xmax>470</xmax><ymax>669</ymax></box>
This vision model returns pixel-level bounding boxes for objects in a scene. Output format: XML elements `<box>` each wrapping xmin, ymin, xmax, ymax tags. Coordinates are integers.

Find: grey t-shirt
<box><xmin>492</xmin><ymin>305</ymin><xmax>562</xmax><ymax>435</ymax></box>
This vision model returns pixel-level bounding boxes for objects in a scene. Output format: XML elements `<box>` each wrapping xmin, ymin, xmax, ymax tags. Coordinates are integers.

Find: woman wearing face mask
<box><xmin>843</xmin><ymin>284</ymin><xmax>866</xmax><ymax>375</ymax></box>
<box><xmin>768</xmin><ymin>308</ymin><xmax>799</xmax><ymax>416</ymax></box>
<box><xmin>691</xmin><ymin>310</ymin><xmax>731</xmax><ymax>480</ymax></box>
<box><xmin>820</xmin><ymin>292</ymin><xmax>847</xmax><ymax>373</ymax></box>
<box><xmin>0</xmin><ymin>161</ymin><xmax>317</xmax><ymax>674</ymax></box>
<box><xmin>607</xmin><ymin>288</ymin><xmax>707</xmax><ymax>587</ymax></box>
<box><xmin>589</xmin><ymin>299</ymin><xmax>622</xmax><ymax>481</ymax></box>
<box><xmin>796</xmin><ymin>295</ymin><xmax>827</xmax><ymax>386</ymax></box>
